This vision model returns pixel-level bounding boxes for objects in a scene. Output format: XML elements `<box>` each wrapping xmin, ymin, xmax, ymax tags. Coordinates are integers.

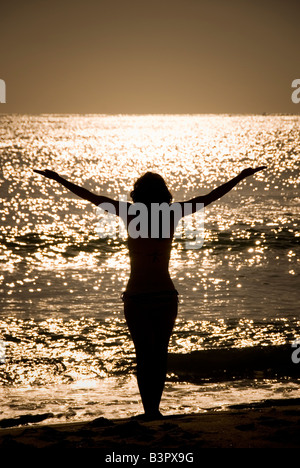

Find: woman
<box><xmin>34</xmin><ymin>166</ymin><xmax>266</xmax><ymax>419</ymax></box>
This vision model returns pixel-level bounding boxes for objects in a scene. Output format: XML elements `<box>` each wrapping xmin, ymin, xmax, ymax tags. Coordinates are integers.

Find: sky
<box><xmin>0</xmin><ymin>0</ymin><xmax>299</xmax><ymax>114</ymax></box>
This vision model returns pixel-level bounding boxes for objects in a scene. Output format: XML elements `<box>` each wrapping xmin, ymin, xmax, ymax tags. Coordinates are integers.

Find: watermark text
<box><xmin>96</xmin><ymin>198</ymin><xmax>205</xmax><ymax>249</ymax></box>
<box><xmin>291</xmin><ymin>79</ymin><xmax>300</xmax><ymax>104</ymax></box>
<box><xmin>0</xmin><ymin>340</ymin><xmax>5</xmax><ymax>364</ymax></box>
<box><xmin>291</xmin><ymin>339</ymin><xmax>300</xmax><ymax>364</ymax></box>
<box><xmin>0</xmin><ymin>79</ymin><xmax>6</xmax><ymax>103</ymax></box>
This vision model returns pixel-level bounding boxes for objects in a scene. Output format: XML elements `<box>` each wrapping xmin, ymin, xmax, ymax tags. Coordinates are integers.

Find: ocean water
<box><xmin>0</xmin><ymin>114</ymin><xmax>299</xmax><ymax>425</ymax></box>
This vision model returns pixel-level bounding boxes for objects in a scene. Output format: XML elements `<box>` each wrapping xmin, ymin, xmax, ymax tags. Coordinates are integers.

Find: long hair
<box><xmin>130</xmin><ymin>172</ymin><xmax>173</xmax><ymax>205</ymax></box>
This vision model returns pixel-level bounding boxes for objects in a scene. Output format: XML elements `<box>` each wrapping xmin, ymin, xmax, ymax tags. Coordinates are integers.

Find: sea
<box><xmin>0</xmin><ymin>114</ymin><xmax>299</xmax><ymax>427</ymax></box>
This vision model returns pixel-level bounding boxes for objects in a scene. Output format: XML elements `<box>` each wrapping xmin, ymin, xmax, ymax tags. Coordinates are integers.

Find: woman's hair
<box><xmin>130</xmin><ymin>172</ymin><xmax>172</xmax><ymax>204</ymax></box>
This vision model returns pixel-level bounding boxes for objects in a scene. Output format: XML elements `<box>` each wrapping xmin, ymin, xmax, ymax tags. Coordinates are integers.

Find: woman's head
<box><xmin>130</xmin><ymin>172</ymin><xmax>172</xmax><ymax>205</ymax></box>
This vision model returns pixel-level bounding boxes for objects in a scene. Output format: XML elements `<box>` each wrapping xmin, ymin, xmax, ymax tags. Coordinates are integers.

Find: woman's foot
<box><xmin>132</xmin><ymin>411</ymin><xmax>164</xmax><ymax>421</ymax></box>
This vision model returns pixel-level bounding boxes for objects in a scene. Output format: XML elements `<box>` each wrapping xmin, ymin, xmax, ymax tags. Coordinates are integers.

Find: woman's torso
<box><xmin>122</xmin><ymin>204</ymin><xmax>179</xmax><ymax>294</ymax></box>
<box><xmin>125</xmin><ymin>236</ymin><xmax>175</xmax><ymax>294</ymax></box>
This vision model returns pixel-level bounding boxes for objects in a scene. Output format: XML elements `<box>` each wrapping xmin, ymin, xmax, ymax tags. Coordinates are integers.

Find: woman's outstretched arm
<box><xmin>178</xmin><ymin>166</ymin><xmax>266</xmax><ymax>214</ymax></box>
<box><xmin>33</xmin><ymin>169</ymin><xmax>128</xmax><ymax>214</ymax></box>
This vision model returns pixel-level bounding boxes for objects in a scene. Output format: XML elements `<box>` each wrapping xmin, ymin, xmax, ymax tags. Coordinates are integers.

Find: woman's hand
<box><xmin>240</xmin><ymin>166</ymin><xmax>267</xmax><ymax>178</ymax></box>
<box><xmin>33</xmin><ymin>169</ymin><xmax>60</xmax><ymax>181</ymax></box>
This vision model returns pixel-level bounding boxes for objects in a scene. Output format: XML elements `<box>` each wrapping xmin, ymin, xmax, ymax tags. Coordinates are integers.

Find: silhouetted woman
<box><xmin>34</xmin><ymin>166</ymin><xmax>265</xmax><ymax>420</ymax></box>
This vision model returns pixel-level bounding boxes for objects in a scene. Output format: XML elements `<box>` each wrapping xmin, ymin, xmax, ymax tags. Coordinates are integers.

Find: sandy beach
<box><xmin>1</xmin><ymin>398</ymin><xmax>300</xmax><ymax>450</ymax></box>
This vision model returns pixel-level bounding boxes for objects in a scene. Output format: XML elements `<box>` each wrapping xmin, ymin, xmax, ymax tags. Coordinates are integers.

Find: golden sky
<box><xmin>1</xmin><ymin>0</ymin><xmax>299</xmax><ymax>114</ymax></box>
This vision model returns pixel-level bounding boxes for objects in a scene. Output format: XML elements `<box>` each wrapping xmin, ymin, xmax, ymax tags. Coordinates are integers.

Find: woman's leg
<box><xmin>124</xmin><ymin>296</ymin><xmax>177</xmax><ymax>418</ymax></box>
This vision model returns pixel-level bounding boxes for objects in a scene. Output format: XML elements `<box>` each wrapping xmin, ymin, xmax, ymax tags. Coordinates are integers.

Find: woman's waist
<box><xmin>121</xmin><ymin>288</ymin><xmax>179</xmax><ymax>303</ymax></box>
<box><xmin>129</xmin><ymin>260</ymin><xmax>170</xmax><ymax>271</ymax></box>
<box><xmin>126</xmin><ymin>273</ymin><xmax>174</xmax><ymax>289</ymax></box>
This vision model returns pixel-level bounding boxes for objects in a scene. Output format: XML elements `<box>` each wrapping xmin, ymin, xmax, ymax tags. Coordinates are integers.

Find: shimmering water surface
<box><xmin>0</xmin><ymin>114</ymin><xmax>299</xmax><ymax>424</ymax></box>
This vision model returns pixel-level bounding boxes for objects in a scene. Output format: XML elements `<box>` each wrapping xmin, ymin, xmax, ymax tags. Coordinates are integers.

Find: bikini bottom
<box><xmin>122</xmin><ymin>290</ymin><xmax>179</xmax><ymax>352</ymax></box>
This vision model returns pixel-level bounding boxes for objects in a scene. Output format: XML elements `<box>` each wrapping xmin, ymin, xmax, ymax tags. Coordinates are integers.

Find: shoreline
<box><xmin>1</xmin><ymin>398</ymin><xmax>300</xmax><ymax>449</ymax></box>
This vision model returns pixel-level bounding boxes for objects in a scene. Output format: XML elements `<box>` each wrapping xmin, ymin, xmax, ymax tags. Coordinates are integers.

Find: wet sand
<box><xmin>1</xmin><ymin>399</ymin><xmax>300</xmax><ymax>450</ymax></box>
